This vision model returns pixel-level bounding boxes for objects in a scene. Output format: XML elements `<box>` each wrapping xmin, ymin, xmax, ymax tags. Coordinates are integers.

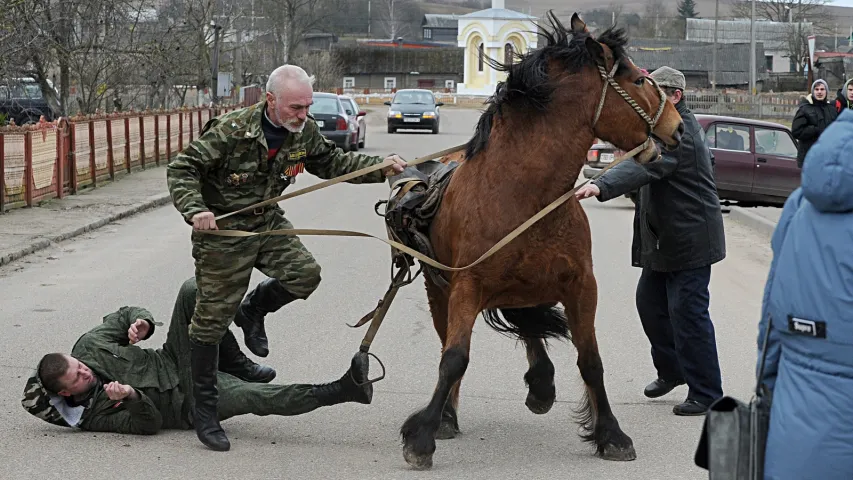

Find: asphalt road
<box><xmin>0</xmin><ymin>107</ymin><xmax>774</xmax><ymax>479</ymax></box>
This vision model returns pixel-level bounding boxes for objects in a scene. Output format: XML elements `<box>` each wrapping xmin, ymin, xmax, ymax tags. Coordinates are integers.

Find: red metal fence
<box><xmin>0</xmin><ymin>105</ymin><xmax>240</xmax><ymax>213</ymax></box>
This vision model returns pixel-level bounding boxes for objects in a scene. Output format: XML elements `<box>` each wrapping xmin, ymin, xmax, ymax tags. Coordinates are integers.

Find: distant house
<box><xmin>686</xmin><ymin>18</ymin><xmax>813</xmax><ymax>73</ymax></box>
<box><xmin>332</xmin><ymin>44</ymin><xmax>464</xmax><ymax>91</ymax></box>
<box><xmin>300</xmin><ymin>33</ymin><xmax>339</xmax><ymax>52</ymax></box>
<box><xmin>422</xmin><ymin>14</ymin><xmax>459</xmax><ymax>44</ymax></box>
<box><xmin>626</xmin><ymin>38</ymin><xmax>769</xmax><ymax>89</ymax></box>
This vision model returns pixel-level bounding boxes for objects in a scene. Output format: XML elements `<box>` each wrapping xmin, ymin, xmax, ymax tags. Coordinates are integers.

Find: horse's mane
<box><xmin>465</xmin><ymin>12</ymin><xmax>630</xmax><ymax>160</ymax></box>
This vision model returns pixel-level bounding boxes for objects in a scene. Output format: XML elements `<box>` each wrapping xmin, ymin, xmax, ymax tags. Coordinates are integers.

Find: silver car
<box><xmin>338</xmin><ymin>95</ymin><xmax>366</xmax><ymax>150</ymax></box>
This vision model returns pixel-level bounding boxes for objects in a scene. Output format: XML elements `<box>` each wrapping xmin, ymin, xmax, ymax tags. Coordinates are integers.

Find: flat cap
<box><xmin>650</xmin><ymin>66</ymin><xmax>686</xmax><ymax>90</ymax></box>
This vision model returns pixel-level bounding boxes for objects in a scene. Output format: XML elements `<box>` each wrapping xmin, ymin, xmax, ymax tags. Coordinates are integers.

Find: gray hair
<box><xmin>266</xmin><ymin>65</ymin><xmax>315</xmax><ymax>96</ymax></box>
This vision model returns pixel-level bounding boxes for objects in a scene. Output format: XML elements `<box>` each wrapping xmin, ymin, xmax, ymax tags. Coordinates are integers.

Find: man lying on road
<box><xmin>21</xmin><ymin>277</ymin><xmax>372</xmax><ymax>435</ymax></box>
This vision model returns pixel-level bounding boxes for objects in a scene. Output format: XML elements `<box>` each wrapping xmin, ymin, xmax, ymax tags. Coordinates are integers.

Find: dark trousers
<box><xmin>635</xmin><ymin>266</ymin><xmax>723</xmax><ymax>405</ymax></box>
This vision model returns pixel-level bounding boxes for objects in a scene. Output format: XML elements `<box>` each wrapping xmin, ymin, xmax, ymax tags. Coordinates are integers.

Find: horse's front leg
<box><xmin>401</xmin><ymin>279</ymin><xmax>480</xmax><ymax>470</ymax></box>
<box><xmin>565</xmin><ymin>270</ymin><xmax>636</xmax><ymax>461</ymax></box>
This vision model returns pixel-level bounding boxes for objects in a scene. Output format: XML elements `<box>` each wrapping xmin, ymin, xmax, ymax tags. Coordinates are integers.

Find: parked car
<box><xmin>696</xmin><ymin>114</ymin><xmax>800</xmax><ymax>207</ymax></box>
<box><xmin>582</xmin><ymin>115</ymin><xmax>800</xmax><ymax>208</ymax></box>
<box><xmin>309</xmin><ymin>92</ymin><xmax>358</xmax><ymax>151</ymax></box>
<box><xmin>582</xmin><ymin>140</ymin><xmax>638</xmax><ymax>204</ymax></box>
<box><xmin>384</xmin><ymin>89</ymin><xmax>443</xmax><ymax>134</ymax></box>
<box><xmin>0</xmin><ymin>77</ymin><xmax>59</xmax><ymax>125</ymax></box>
<box><xmin>338</xmin><ymin>94</ymin><xmax>366</xmax><ymax>149</ymax></box>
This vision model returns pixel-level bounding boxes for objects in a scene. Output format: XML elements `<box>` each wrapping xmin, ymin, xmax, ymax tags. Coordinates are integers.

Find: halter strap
<box><xmin>592</xmin><ymin>62</ymin><xmax>667</xmax><ymax>134</ymax></box>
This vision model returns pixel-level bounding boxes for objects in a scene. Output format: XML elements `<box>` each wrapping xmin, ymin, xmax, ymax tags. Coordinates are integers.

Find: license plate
<box><xmin>600</xmin><ymin>153</ymin><xmax>614</xmax><ymax>163</ymax></box>
<box><xmin>403</xmin><ymin>118</ymin><xmax>420</xmax><ymax>123</ymax></box>
<box><xmin>316</xmin><ymin>120</ymin><xmax>324</xmax><ymax>127</ymax></box>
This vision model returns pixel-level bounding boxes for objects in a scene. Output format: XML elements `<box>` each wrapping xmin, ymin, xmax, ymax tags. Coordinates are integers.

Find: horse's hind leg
<box><xmin>401</xmin><ymin>278</ymin><xmax>480</xmax><ymax>470</ymax></box>
<box><xmin>424</xmin><ymin>276</ymin><xmax>461</xmax><ymax>440</ymax></box>
<box><xmin>564</xmin><ymin>271</ymin><xmax>636</xmax><ymax>461</ymax></box>
<box><xmin>523</xmin><ymin>337</ymin><xmax>557</xmax><ymax>414</ymax></box>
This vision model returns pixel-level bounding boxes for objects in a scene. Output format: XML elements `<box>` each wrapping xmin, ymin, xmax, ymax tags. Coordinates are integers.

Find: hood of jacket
<box><xmin>21</xmin><ymin>363</ymin><xmax>83</xmax><ymax>428</ymax></box>
<box><xmin>801</xmin><ymin>109</ymin><xmax>853</xmax><ymax>213</ymax></box>
<box><xmin>836</xmin><ymin>79</ymin><xmax>853</xmax><ymax>108</ymax></box>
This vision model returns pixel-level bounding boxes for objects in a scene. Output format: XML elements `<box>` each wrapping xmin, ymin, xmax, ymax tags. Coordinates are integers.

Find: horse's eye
<box><xmin>634</xmin><ymin>77</ymin><xmax>646</xmax><ymax>86</ymax></box>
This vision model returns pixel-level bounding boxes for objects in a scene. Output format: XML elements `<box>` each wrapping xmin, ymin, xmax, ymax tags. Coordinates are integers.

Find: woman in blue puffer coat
<box><xmin>757</xmin><ymin>109</ymin><xmax>853</xmax><ymax>480</ymax></box>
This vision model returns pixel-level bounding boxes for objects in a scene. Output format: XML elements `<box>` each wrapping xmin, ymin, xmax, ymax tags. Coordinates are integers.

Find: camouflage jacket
<box><xmin>21</xmin><ymin>307</ymin><xmax>188</xmax><ymax>435</ymax></box>
<box><xmin>166</xmin><ymin>100</ymin><xmax>387</xmax><ymax>223</ymax></box>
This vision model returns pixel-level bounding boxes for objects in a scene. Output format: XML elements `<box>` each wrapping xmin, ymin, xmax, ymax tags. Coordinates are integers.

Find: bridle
<box><xmin>591</xmin><ymin>61</ymin><xmax>668</xmax><ymax>155</ymax></box>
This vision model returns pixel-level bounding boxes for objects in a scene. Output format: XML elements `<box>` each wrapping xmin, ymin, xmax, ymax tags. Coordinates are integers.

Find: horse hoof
<box><xmin>403</xmin><ymin>446</ymin><xmax>434</xmax><ymax>470</ymax></box>
<box><xmin>525</xmin><ymin>392</ymin><xmax>555</xmax><ymax>414</ymax></box>
<box><xmin>600</xmin><ymin>443</ymin><xmax>637</xmax><ymax>461</ymax></box>
<box><xmin>435</xmin><ymin>421</ymin><xmax>459</xmax><ymax>440</ymax></box>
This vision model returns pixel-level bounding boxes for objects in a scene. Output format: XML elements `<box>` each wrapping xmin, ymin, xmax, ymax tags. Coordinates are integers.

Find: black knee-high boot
<box><xmin>233</xmin><ymin>278</ymin><xmax>296</xmax><ymax>357</ymax></box>
<box><xmin>218</xmin><ymin>330</ymin><xmax>276</xmax><ymax>383</ymax></box>
<box><xmin>190</xmin><ymin>339</ymin><xmax>230</xmax><ymax>451</ymax></box>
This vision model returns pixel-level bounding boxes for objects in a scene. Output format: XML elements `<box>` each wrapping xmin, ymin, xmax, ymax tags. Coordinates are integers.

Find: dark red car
<box><xmin>696</xmin><ymin>115</ymin><xmax>800</xmax><ymax>207</ymax></box>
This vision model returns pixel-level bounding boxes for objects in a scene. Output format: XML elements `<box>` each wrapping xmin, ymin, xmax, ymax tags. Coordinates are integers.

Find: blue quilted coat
<box><xmin>758</xmin><ymin>109</ymin><xmax>853</xmax><ymax>480</ymax></box>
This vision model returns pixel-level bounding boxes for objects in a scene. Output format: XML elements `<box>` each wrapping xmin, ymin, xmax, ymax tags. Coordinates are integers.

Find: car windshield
<box><xmin>393</xmin><ymin>91</ymin><xmax>433</xmax><ymax>105</ymax></box>
<box><xmin>309</xmin><ymin>97</ymin><xmax>340</xmax><ymax>114</ymax></box>
<box><xmin>2</xmin><ymin>83</ymin><xmax>43</xmax><ymax>99</ymax></box>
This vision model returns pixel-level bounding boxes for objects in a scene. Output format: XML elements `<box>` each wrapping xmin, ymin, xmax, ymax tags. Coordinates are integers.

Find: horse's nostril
<box><xmin>677</xmin><ymin>122</ymin><xmax>685</xmax><ymax>136</ymax></box>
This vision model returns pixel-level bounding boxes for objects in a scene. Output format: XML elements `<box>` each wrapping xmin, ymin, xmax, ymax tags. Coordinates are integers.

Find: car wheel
<box><xmin>432</xmin><ymin>124</ymin><xmax>439</xmax><ymax>134</ymax></box>
<box><xmin>359</xmin><ymin>132</ymin><xmax>366</xmax><ymax>148</ymax></box>
<box><xmin>387</xmin><ymin>125</ymin><xmax>395</xmax><ymax>134</ymax></box>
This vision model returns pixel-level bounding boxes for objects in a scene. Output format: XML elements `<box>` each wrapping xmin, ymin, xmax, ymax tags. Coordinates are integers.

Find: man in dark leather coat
<box><xmin>575</xmin><ymin>66</ymin><xmax>726</xmax><ymax>416</ymax></box>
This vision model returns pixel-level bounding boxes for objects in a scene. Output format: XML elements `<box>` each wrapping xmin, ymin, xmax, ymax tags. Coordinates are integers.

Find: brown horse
<box><xmin>398</xmin><ymin>13</ymin><xmax>684</xmax><ymax>469</ymax></box>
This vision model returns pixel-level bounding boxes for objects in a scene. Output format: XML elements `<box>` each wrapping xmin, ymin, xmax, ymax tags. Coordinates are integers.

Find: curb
<box><xmin>0</xmin><ymin>193</ymin><xmax>172</xmax><ymax>267</ymax></box>
<box><xmin>728</xmin><ymin>206</ymin><xmax>778</xmax><ymax>239</ymax></box>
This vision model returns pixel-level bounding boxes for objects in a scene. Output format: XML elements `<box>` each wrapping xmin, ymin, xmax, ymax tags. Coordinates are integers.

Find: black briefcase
<box><xmin>694</xmin><ymin>320</ymin><xmax>773</xmax><ymax>480</ymax></box>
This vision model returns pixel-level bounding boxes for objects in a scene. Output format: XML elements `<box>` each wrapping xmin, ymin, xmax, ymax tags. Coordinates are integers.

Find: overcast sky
<box><xmin>831</xmin><ymin>0</ymin><xmax>853</xmax><ymax>7</ymax></box>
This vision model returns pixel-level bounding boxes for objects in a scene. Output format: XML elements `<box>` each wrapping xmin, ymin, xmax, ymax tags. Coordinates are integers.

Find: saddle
<box><xmin>382</xmin><ymin>160</ymin><xmax>460</xmax><ymax>289</ymax></box>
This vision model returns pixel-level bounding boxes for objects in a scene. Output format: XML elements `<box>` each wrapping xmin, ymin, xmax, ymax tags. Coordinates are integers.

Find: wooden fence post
<box><xmin>0</xmin><ymin>133</ymin><xmax>5</xmax><ymax>213</ymax></box>
<box><xmin>88</xmin><ymin>121</ymin><xmax>96</xmax><ymax>187</ymax></box>
<box><xmin>24</xmin><ymin>132</ymin><xmax>33</xmax><ymax>207</ymax></box>
<box><xmin>139</xmin><ymin>116</ymin><xmax>146</xmax><ymax>169</ymax></box>
<box><xmin>106</xmin><ymin>119</ymin><xmax>115</xmax><ymax>180</ymax></box>
<box><xmin>123</xmin><ymin>116</ymin><xmax>131</xmax><ymax>173</ymax></box>
<box><xmin>154</xmin><ymin>114</ymin><xmax>160</xmax><ymax>166</ymax></box>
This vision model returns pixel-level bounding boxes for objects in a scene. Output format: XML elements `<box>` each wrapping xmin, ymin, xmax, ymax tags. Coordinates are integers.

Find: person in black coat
<box><xmin>575</xmin><ymin>66</ymin><xmax>725</xmax><ymax>416</ymax></box>
<box><xmin>792</xmin><ymin>79</ymin><xmax>838</xmax><ymax>168</ymax></box>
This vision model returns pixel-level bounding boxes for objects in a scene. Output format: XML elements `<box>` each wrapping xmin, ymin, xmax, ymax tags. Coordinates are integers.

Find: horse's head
<box><xmin>568</xmin><ymin>13</ymin><xmax>683</xmax><ymax>163</ymax></box>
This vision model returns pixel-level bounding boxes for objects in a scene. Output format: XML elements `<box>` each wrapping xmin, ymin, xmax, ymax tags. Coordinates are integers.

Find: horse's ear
<box><xmin>585</xmin><ymin>37</ymin><xmax>605</xmax><ymax>66</ymax></box>
<box><xmin>571</xmin><ymin>13</ymin><xmax>589</xmax><ymax>34</ymax></box>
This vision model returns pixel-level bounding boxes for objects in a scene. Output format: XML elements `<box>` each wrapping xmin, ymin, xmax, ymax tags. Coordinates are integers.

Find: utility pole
<box><xmin>749</xmin><ymin>0</ymin><xmax>756</xmax><ymax>94</ymax></box>
<box><xmin>368</xmin><ymin>0</ymin><xmax>371</xmax><ymax>37</ymax></box>
<box><xmin>210</xmin><ymin>21</ymin><xmax>222</xmax><ymax>107</ymax></box>
<box><xmin>712</xmin><ymin>0</ymin><xmax>719</xmax><ymax>91</ymax></box>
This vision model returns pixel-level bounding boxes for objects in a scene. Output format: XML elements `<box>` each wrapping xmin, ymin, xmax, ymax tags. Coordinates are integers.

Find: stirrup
<box><xmin>350</xmin><ymin>352</ymin><xmax>386</xmax><ymax>386</ymax></box>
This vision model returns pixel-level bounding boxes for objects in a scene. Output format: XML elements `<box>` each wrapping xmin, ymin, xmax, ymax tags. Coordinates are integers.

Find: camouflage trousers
<box><xmin>189</xmin><ymin>210</ymin><xmax>322</xmax><ymax>345</ymax></box>
<box><xmin>168</xmin><ymin>277</ymin><xmax>320</xmax><ymax>426</ymax></box>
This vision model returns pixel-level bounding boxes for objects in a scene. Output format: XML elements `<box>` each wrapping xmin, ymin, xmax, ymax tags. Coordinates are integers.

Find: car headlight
<box><xmin>388</xmin><ymin>110</ymin><xmax>402</xmax><ymax>118</ymax></box>
<box><xmin>422</xmin><ymin>111</ymin><xmax>436</xmax><ymax>118</ymax></box>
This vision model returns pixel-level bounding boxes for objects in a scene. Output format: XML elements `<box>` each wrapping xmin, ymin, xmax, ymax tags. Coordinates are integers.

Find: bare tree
<box><xmin>293</xmin><ymin>51</ymin><xmax>343</xmax><ymax>92</ymax></box>
<box><xmin>639</xmin><ymin>0</ymin><xmax>681</xmax><ymax>38</ymax></box>
<box><xmin>730</xmin><ymin>0</ymin><xmax>828</xmax><ymax>72</ymax></box>
<box><xmin>255</xmin><ymin>0</ymin><xmax>342</xmax><ymax>65</ymax></box>
<box><xmin>378</xmin><ymin>0</ymin><xmax>409</xmax><ymax>40</ymax></box>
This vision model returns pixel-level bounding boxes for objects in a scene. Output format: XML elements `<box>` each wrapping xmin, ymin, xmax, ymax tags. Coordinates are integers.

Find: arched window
<box><xmin>504</xmin><ymin>43</ymin><xmax>514</xmax><ymax>66</ymax></box>
<box><xmin>478</xmin><ymin>43</ymin><xmax>484</xmax><ymax>72</ymax></box>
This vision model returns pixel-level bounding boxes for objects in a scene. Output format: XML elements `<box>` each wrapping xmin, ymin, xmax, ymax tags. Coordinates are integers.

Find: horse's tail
<box><xmin>482</xmin><ymin>304</ymin><xmax>570</xmax><ymax>341</ymax></box>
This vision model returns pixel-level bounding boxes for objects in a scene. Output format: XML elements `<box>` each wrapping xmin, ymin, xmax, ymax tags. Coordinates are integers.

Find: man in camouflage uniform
<box><xmin>22</xmin><ymin>277</ymin><xmax>373</xmax><ymax>436</ymax></box>
<box><xmin>166</xmin><ymin>64</ymin><xmax>405</xmax><ymax>451</ymax></box>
